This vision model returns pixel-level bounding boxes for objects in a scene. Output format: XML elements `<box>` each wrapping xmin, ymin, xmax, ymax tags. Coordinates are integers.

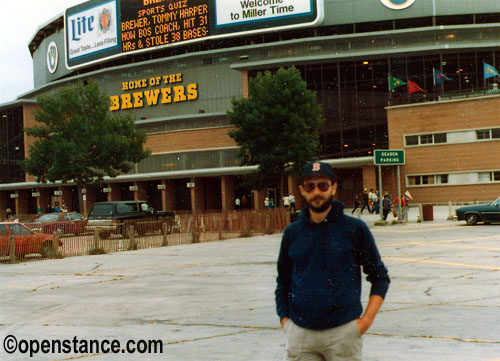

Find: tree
<box><xmin>227</xmin><ymin>66</ymin><xmax>324</xmax><ymax>203</ymax></box>
<box><xmin>19</xmin><ymin>79</ymin><xmax>150</xmax><ymax>212</ymax></box>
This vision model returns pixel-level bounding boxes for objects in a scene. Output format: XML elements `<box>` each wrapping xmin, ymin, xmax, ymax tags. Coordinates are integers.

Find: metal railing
<box><xmin>1</xmin><ymin>209</ymin><xmax>290</xmax><ymax>264</ymax></box>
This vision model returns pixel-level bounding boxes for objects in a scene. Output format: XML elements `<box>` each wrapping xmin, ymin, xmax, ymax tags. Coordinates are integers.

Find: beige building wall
<box><xmin>388</xmin><ymin>95</ymin><xmax>500</xmax><ymax>203</ymax></box>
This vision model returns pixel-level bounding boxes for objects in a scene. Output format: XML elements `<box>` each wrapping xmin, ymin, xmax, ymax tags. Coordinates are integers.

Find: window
<box><xmin>492</xmin><ymin>128</ymin><xmax>500</xmax><ymax>139</ymax></box>
<box><xmin>117</xmin><ymin>203</ymin><xmax>139</xmax><ymax>213</ymax></box>
<box><xmin>68</xmin><ymin>214</ymin><xmax>84</xmax><ymax>220</ymax></box>
<box><xmin>476</xmin><ymin>129</ymin><xmax>490</xmax><ymax>140</ymax></box>
<box><xmin>405</xmin><ymin>133</ymin><xmax>448</xmax><ymax>146</ymax></box>
<box><xmin>420</xmin><ymin>134</ymin><xmax>433</xmax><ymax>144</ymax></box>
<box><xmin>8</xmin><ymin>224</ymin><xmax>32</xmax><ymax>236</ymax></box>
<box><xmin>493</xmin><ymin>172</ymin><xmax>500</xmax><ymax>181</ymax></box>
<box><xmin>437</xmin><ymin>174</ymin><xmax>448</xmax><ymax>184</ymax></box>
<box><xmin>405</xmin><ymin>135</ymin><xmax>419</xmax><ymax>146</ymax></box>
<box><xmin>434</xmin><ymin>133</ymin><xmax>447</xmax><ymax>143</ymax></box>
<box><xmin>408</xmin><ymin>174</ymin><xmax>447</xmax><ymax>186</ymax></box>
<box><xmin>91</xmin><ymin>204</ymin><xmax>113</xmax><ymax>216</ymax></box>
<box><xmin>479</xmin><ymin>172</ymin><xmax>491</xmax><ymax>182</ymax></box>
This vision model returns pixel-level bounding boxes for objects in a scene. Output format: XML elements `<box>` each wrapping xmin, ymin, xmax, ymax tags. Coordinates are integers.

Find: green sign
<box><xmin>374</xmin><ymin>149</ymin><xmax>405</xmax><ymax>165</ymax></box>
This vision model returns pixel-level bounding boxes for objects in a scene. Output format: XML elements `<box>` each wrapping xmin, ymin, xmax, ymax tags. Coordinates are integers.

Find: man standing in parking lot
<box><xmin>275</xmin><ymin>161</ymin><xmax>390</xmax><ymax>360</ymax></box>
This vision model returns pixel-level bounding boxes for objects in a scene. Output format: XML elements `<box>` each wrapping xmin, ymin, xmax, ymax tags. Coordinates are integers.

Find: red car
<box><xmin>0</xmin><ymin>222</ymin><xmax>56</xmax><ymax>258</ymax></box>
<box><xmin>27</xmin><ymin>212</ymin><xmax>87</xmax><ymax>235</ymax></box>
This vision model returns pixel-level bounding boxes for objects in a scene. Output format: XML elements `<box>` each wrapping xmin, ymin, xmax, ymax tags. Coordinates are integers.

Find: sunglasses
<box><xmin>302</xmin><ymin>181</ymin><xmax>332</xmax><ymax>193</ymax></box>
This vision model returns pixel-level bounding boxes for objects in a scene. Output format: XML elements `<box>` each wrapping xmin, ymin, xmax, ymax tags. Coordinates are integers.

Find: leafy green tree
<box><xmin>19</xmin><ymin>79</ymin><xmax>150</xmax><ymax>212</ymax></box>
<box><xmin>228</xmin><ymin>66</ymin><xmax>324</xmax><ymax>202</ymax></box>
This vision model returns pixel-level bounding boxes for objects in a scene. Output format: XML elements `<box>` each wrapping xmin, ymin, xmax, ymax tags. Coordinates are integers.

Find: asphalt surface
<box><xmin>1</xmin><ymin>206</ymin><xmax>499</xmax><ymax>361</ymax></box>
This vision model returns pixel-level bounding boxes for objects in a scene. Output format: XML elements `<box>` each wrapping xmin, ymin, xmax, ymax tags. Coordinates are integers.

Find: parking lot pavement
<box><xmin>1</xmin><ymin>207</ymin><xmax>499</xmax><ymax>361</ymax></box>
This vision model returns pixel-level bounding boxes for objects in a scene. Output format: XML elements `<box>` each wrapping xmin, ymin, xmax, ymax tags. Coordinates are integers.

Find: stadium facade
<box><xmin>2</xmin><ymin>0</ymin><xmax>500</xmax><ymax>216</ymax></box>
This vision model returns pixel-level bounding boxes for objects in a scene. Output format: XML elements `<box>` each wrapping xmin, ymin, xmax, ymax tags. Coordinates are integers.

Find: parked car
<box><xmin>26</xmin><ymin>212</ymin><xmax>87</xmax><ymax>235</ymax></box>
<box><xmin>0</xmin><ymin>222</ymin><xmax>57</xmax><ymax>258</ymax></box>
<box><xmin>86</xmin><ymin>201</ymin><xmax>174</xmax><ymax>239</ymax></box>
<box><xmin>454</xmin><ymin>196</ymin><xmax>500</xmax><ymax>225</ymax></box>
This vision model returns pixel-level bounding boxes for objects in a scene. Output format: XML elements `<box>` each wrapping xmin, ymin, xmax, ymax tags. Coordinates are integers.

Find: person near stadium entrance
<box><xmin>275</xmin><ymin>161</ymin><xmax>390</xmax><ymax>361</ymax></box>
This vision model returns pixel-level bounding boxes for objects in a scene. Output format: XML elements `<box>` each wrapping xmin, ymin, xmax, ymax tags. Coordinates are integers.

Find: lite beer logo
<box><xmin>66</xmin><ymin>0</ymin><xmax>118</xmax><ymax>60</ymax></box>
<box><xmin>379</xmin><ymin>0</ymin><xmax>415</xmax><ymax>10</ymax></box>
<box><xmin>98</xmin><ymin>8</ymin><xmax>112</xmax><ymax>34</ymax></box>
<box><xmin>46</xmin><ymin>41</ymin><xmax>58</xmax><ymax>74</ymax></box>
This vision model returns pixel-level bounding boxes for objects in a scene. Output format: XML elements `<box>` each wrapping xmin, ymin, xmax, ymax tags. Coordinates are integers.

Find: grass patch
<box><xmin>89</xmin><ymin>247</ymin><xmax>106</xmax><ymax>255</ymax></box>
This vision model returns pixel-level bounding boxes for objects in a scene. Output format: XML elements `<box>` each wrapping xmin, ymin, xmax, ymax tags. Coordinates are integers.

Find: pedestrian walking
<box><xmin>352</xmin><ymin>194</ymin><xmax>360</xmax><ymax>214</ymax></box>
<box><xmin>372</xmin><ymin>189</ymin><xmax>380</xmax><ymax>214</ymax></box>
<box><xmin>382</xmin><ymin>194</ymin><xmax>392</xmax><ymax>221</ymax></box>
<box><xmin>404</xmin><ymin>190</ymin><xmax>413</xmax><ymax>221</ymax></box>
<box><xmin>5</xmin><ymin>207</ymin><xmax>13</xmax><ymax>220</ymax></box>
<box><xmin>283</xmin><ymin>195</ymin><xmax>290</xmax><ymax>209</ymax></box>
<box><xmin>360</xmin><ymin>188</ymin><xmax>370</xmax><ymax>213</ymax></box>
<box><xmin>288</xmin><ymin>194</ymin><xmax>296</xmax><ymax>212</ymax></box>
<box><xmin>275</xmin><ymin>161</ymin><xmax>390</xmax><ymax>361</ymax></box>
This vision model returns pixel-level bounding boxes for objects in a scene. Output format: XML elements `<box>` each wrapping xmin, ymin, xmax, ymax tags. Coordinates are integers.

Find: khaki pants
<box><xmin>283</xmin><ymin>319</ymin><xmax>362</xmax><ymax>361</ymax></box>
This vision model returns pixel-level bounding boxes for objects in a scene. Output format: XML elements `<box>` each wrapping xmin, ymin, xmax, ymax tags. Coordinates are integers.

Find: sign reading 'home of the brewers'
<box><xmin>109</xmin><ymin>72</ymin><xmax>198</xmax><ymax>111</ymax></box>
<box><xmin>374</xmin><ymin>149</ymin><xmax>405</xmax><ymax>165</ymax></box>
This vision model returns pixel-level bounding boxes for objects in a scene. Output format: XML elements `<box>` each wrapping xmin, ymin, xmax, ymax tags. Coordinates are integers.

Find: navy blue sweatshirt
<box><xmin>275</xmin><ymin>200</ymin><xmax>390</xmax><ymax>330</ymax></box>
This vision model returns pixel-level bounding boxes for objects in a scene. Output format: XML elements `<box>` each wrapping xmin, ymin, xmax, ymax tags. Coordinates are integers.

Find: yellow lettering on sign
<box><xmin>187</xmin><ymin>83</ymin><xmax>198</xmax><ymax>100</ymax></box>
<box><xmin>109</xmin><ymin>95</ymin><xmax>120</xmax><ymax>111</ymax></box>
<box><xmin>133</xmin><ymin>92</ymin><xmax>144</xmax><ymax>108</ymax></box>
<box><xmin>173</xmin><ymin>85</ymin><xmax>186</xmax><ymax>102</ymax></box>
<box><xmin>109</xmin><ymin>73</ymin><xmax>199</xmax><ymax>111</ymax></box>
<box><xmin>161</xmin><ymin>88</ymin><xmax>172</xmax><ymax>104</ymax></box>
<box><xmin>120</xmin><ymin>94</ymin><xmax>133</xmax><ymax>110</ymax></box>
<box><xmin>144</xmin><ymin>89</ymin><xmax>160</xmax><ymax>106</ymax></box>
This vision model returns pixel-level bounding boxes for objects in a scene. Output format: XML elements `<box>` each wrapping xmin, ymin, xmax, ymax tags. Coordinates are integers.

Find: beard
<box><xmin>307</xmin><ymin>194</ymin><xmax>333</xmax><ymax>213</ymax></box>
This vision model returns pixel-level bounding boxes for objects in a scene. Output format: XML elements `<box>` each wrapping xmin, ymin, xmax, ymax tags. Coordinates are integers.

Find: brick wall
<box><xmin>145</xmin><ymin>126</ymin><xmax>238</xmax><ymax>153</ymax></box>
<box><xmin>23</xmin><ymin>104</ymin><xmax>38</xmax><ymax>182</ymax></box>
<box><xmin>388</xmin><ymin>95</ymin><xmax>500</xmax><ymax>203</ymax></box>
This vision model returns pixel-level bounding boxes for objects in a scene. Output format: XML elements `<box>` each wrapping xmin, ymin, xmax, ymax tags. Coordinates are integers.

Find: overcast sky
<box><xmin>0</xmin><ymin>0</ymin><xmax>84</xmax><ymax>104</ymax></box>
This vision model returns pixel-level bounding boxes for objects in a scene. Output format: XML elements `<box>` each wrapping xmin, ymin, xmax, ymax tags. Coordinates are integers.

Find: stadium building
<box><xmin>2</xmin><ymin>0</ymin><xmax>500</xmax><ymax>216</ymax></box>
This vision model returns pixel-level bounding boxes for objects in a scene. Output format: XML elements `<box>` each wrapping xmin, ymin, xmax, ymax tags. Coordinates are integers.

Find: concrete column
<box><xmin>190</xmin><ymin>178</ymin><xmax>205</xmax><ymax>211</ymax></box>
<box><xmin>242</xmin><ymin>70</ymin><xmax>249</xmax><ymax>98</ymax></box>
<box><xmin>38</xmin><ymin>188</ymin><xmax>50</xmax><ymax>214</ymax></box>
<box><xmin>61</xmin><ymin>187</ymin><xmax>72</xmax><ymax>211</ymax></box>
<box><xmin>83</xmin><ymin>186</ymin><xmax>97</xmax><ymax>216</ymax></box>
<box><xmin>109</xmin><ymin>183</ymin><xmax>121</xmax><ymax>201</ymax></box>
<box><xmin>253</xmin><ymin>189</ymin><xmax>266</xmax><ymax>210</ymax></box>
<box><xmin>221</xmin><ymin>176</ymin><xmax>235</xmax><ymax>211</ymax></box>
<box><xmin>287</xmin><ymin>176</ymin><xmax>303</xmax><ymax>210</ymax></box>
<box><xmin>15</xmin><ymin>190</ymin><xmax>28</xmax><ymax>215</ymax></box>
<box><xmin>134</xmin><ymin>181</ymin><xmax>147</xmax><ymax>201</ymax></box>
<box><xmin>161</xmin><ymin>180</ymin><xmax>175</xmax><ymax>211</ymax></box>
<box><xmin>0</xmin><ymin>191</ymin><xmax>7</xmax><ymax>219</ymax></box>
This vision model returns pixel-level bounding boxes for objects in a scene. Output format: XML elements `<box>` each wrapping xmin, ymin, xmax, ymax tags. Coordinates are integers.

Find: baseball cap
<box><xmin>301</xmin><ymin>161</ymin><xmax>335</xmax><ymax>181</ymax></box>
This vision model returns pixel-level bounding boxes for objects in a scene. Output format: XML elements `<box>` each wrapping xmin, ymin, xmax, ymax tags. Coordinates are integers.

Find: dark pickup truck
<box><xmin>86</xmin><ymin>201</ymin><xmax>174</xmax><ymax>239</ymax></box>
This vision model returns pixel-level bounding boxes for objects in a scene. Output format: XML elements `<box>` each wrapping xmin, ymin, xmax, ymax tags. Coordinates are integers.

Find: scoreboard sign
<box><xmin>120</xmin><ymin>0</ymin><xmax>209</xmax><ymax>53</ymax></box>
<box><xmin>65</xmin><ymin>0</ymin><xmax>324</xmax><ymax>69</ymax></box>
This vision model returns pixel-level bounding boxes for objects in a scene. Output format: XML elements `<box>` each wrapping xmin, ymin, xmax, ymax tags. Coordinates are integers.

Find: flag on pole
<box><xmin>408</xmin><ymin>80</ymin><xmax>425</xmax><ymax>94</ymax></box>
<box><xmin>433</xmin><ymin>68</ymin><xmax>451</xmax><ymax>85</ymax></box>
<box><xmin>484</xmin><ymin>63</ymin><xmax>499</xmax><ymax>79</ymax></box>
<box><xmin>388</xmin><ymin>74</ymin><xmax>407</xmax><ymax>91</ymax></box>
